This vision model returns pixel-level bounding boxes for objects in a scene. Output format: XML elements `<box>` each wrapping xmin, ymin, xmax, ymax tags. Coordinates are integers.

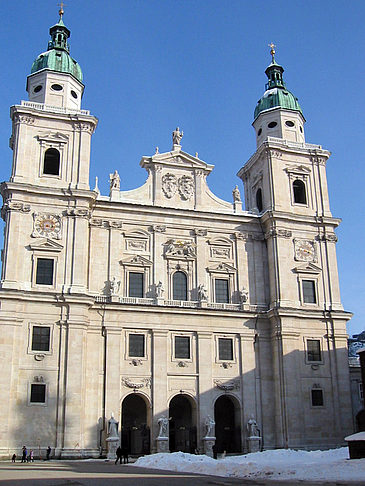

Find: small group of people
<box><xmin>12</xmin><ymin>446</ymin><xmax>52</xmax><ymax>463</ymax></box>
<box><xmin>115</xmin><ymin>445</ymin><xmax>129</xmax><ymax>464</ymax></box>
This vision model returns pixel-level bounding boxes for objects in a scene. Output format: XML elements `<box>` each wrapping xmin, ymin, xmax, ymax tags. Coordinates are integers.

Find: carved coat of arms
<box><xmin>178</xmin><ymin>175</ymin><xmax>194</xmax><ymax>200</ymax></box>
<box><xmin>162</xmin><ymin>173</ymin><xmax>177</xmax><ymax>198</ymax></box>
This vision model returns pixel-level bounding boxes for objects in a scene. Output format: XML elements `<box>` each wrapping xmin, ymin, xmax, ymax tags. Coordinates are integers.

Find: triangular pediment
<box><xmin>28</xmin><ymin>238</ymin><xmax>63</xmax><ymax>252</ymax></box>
<box><xmin>293</xmin><ymin>263</ymin><xmax>322</xmax><ymax>274</ymax></box>
<box><xmin>207</xmin><ymin>262</ymin><xmax>237</xmax><ymax>273</ymax></box>
<box><xmin>140</xmin><ymin>149</ymin><xmax>214</xmax><ymax>175</ymax></box>
<box><xmin>120</xmin><ymin>255</ymin><xmax>153</xmax><ymax>266</ymax></box>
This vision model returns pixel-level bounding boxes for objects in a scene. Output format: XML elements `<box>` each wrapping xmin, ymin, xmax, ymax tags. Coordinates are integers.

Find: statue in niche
<box><xmin>239</xmin><ymin>287</ymin><xmax>249</xmax><ymax>303</ymax></box>
<box><xmin>109</xmin><ymin>170</ymin><xmax>120</xmax><ymax>191</ymax></box>
<box><xmin>109</xmin><ymin>276</ymin><xmax>121</xmax><ymax>295</ymax></box>
<box><xmin>247</xmin><ymin>417</ymin><xmax>259</xmax><ymax>437</ymax></box>
<box><xmin>155</xmin><ymin>281</ymin><xmax>164</xmax><ymax>298</ymax></box>
<box><xmin>157</xmin><ymin>416</ymin><xmax>170</xmax><ymax>438</ymax></box>
<box><xmin>172</xmin><ymin>127</ymin><xmax>183</xmax><ymax>145</ymax></box>
<box><xmin>232</xmin><ymin>185</ymin><xmax>241</xmax><ymax>202</ymax></box>
<box><xmin>197</xmin><ymin>284</ymin><xmax>208</xmax><ymax>301</ymax></box>
<box><xmin>108</xmin><ymin>413</ymin><xmax>119</xmax><ymax>438</ymax></box>
<box><xmin>204</xmin><ymin>415</ymin><xmax>215</xmax><ymax>438</ymax></box>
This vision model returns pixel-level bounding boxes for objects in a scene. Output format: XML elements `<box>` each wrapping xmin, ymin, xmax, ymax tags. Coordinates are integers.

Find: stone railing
<box><xmin>20</xmin><ymin>100</ymin><xmax>90</xmax><ymax>116</ymax></box>
<box><xmin>119</xmin><ymin>296</ymin><xmax>155</xmax><ymax>305</ymax></box>
<box><xmin>267</xmin><ymin>136</ymin><xmax>322</xmax><ymax>150</ymax></box>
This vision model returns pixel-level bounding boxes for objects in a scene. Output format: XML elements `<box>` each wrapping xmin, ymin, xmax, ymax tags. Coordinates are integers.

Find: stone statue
<box><xmin>109</xmin><ymin>170</ymin><xmax>120</xmax><ymax>191</ymax></box>
<box><xmin>108</xmin><ymin>413</ymin><xmax>119</xmax><ymax>438</ymax></box>
<box><xmin>204</xmin><ymin>415</ymin><xmax>215</xmax><ymax>438</ymax></box>
<box><xmin>239</xmin><ymin>287</ymin><xmax>249</xmax><ymax>303</ymax></box>
<box><xmin>232</xmin><ymin>185</ymin><xmax>241</xmax><ymax>202</ymax></box>
<box><xmin>157</xmin><ymin>416</ymin><xmax>170</xmax><ymax>438</ymax></box>
<box><xmin>156</xmin><ymin>281</ymin><xmax>164</xmax><ymax>298</ymax></box>
<box><xmin>247</xmin><ymin>417</ymin><xmax>259</xmax><ymax>437</ymax></box>
<box><xmin>110</xmin><ymin>276</ymin><xmax>121</xmax><ymax>295</ymax></box>
<box><xmin>172</xmin><ymin>127</ymin><xmax>183</xmax><ymax>146</ymax></box>
<box><xmin>197</xmin><ymin>284</ymin><xmax>208</xmax><ymax>302</ymax></box>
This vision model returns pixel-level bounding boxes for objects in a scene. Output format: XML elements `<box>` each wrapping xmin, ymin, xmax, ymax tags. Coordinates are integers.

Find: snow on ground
<box><xmin>131</xmin><ymin>448</ymin><xmax>365</xmax><ymax>482</ymax></box>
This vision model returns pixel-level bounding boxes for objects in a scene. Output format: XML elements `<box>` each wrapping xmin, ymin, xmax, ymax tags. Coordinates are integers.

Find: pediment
<box><xmin>140</xmin><ymin>149</ymin><xmax>214</xmax><ymax>175</ymax></box>
<box><xmin>37</xmin><ymin>131</ymin><xmax>69</xmax><ymax>143</ymax></box>
<box><xmin>123</xmin><ymin>229</ymin><xmax>149</xmax><ymax>239</ymax></box>
<box><xmin>120</xmin><ymin>255</ymin><xmax>153</xmax><ymax>266</ymax></box>
<box><xmin>293</xmin><ymin>263</ymin><xmax>322</xmax><ymax>274</ymax></box>
<box><xmin>207</xmin><ymin>262</ymin><xmax>237</xmax><ymax>273</ymax></box>
<box><xmin>28</xmin><ymin>238</ymin><xmax>63</xmax><ymax>252</ymax></box>
<box><xmin>208</xmin><ymin>237</ymin><xmax>232</xmax><ymax>246</ymax></box>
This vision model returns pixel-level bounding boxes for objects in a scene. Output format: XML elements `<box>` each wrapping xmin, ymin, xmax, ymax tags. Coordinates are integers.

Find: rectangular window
<box><xmin>129</xmin><ymin>334</ymin><xmax>145</xmax><ymax>357</ymax></box>
<box><xmin>302</xmin><ymin>280</ymin><xmax>316</xmax><ymax>303</ymax></box>
<box><xmin>175</xmin><ymin>336</ymin><xmax>190</xmax><ymax>359</ymax></box>
<box><xmin>30</xmin><ymin>384</ymin><xmax>46</xmax><ymax>403</ymax></box>
<box><xmin>311</xmin><ymin>389</ymin><xmax>324</xmax><ymax>407</ymax></box>
<box><xmin>215</xmin><ymin>279</ymin><xmax>229</xmax><ymax>303</ymax></box>
<box><xmin>32</xmin><ymin>326</ymin><xmax>50</xmax><ymax>352</ymax></box>
<box><xmin>35</xmin><ymin>258</ymin><xmax>54</xmax><ymax>285</ymax></box>
<box><xmin>307</xmin><ymin>339</ymin><xmax>321</xmax><ymax>362</ymax></box>
<box><xmin>218</xmin><ymin>338</ymin><xmax>233</xmax><ymax>361</ymax></box>
<box><xmin>128</xmin><ymin>272</ymin><xmax>144</xmax><ymax>298</ymax></box>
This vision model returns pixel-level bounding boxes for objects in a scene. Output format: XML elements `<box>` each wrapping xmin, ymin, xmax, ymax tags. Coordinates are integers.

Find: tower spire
<box><xmin>268</xmin><ymin>42</ymin><xmax>276</xmax><ymax>63</ymax></box>
<box><xmin>58</xmin><ymin>2</ymin><xmax>65</xmax><ymax>20</ymax></box>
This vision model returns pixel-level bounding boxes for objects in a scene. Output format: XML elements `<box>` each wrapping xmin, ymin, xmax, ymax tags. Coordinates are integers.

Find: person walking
<box><xmin>11</xmin><ymin>454</ymin><xmax>16</xmax><ymax>463</ymax></box>
<box><xmin>46</xmin><ymin>446</ymin><xmax>51</xmax><ymax>460</ymax></box>
<box><xmin>21</xmin><ymin>446</ymin><xmax>27</xmax><ymax>463</ymax></box>
<box><xmin>115</xmin><ymin>446</ymin><xmax>122</xmax><ymax>465</ymax></box>
<box><xmin>28</xmin><ymin>449</ymin><xmax>34</xmax><ymax>462</ymax></box>
<box><xmin>122</xmin><ymin>445</ymin><xmax>129</xmax><ymax>464</ymax></box>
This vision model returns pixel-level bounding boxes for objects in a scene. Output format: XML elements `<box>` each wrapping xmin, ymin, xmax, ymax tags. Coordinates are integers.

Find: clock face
<box><xmin>295</xmin><ymin>240</ymin><xmax>315</xmax><ymax>262</ymax></box>
<box><xmin>34</xmin><ymin>214</ymin><xmax>61</xmax><ymax>239</ymax></box>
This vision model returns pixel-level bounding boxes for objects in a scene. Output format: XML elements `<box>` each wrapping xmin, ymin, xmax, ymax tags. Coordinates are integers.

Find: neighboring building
<box><xmin>0</xmin><ymin>13</ymin><xmax>353</xmax><ymax>458</ymax></box>
<box><xmin>349</xmin><ymin>333</ymin><xmax>365</xmax><ymax>431</ymax></box>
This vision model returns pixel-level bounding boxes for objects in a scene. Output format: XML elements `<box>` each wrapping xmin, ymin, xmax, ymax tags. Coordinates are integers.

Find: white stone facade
<box><xmin>0</xmin><ymin>21</ymin><xmax>353</xmax><ymax>459</ymax></box>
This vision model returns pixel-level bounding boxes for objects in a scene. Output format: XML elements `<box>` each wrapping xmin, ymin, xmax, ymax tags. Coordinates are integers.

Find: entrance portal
<box><xmin>121</xmin><ymin>394</ymin><xmax>150</xmax><ymax>455</ymax></box>
<box><xmin>214</xmin><ymin>395</ymin><xmax>241</xmax><ymax>453</ymax></box>
<box><xmin>169</xmin><ymin>395</ymin><xmax>196</xmax><ymax>453</ymax></box>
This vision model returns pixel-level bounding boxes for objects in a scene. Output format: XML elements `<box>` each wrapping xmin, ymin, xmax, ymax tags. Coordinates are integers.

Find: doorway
<box><xmin>169</xmin><ymin>394</ymin><xmax>197</xmax><ymax>453</ymax></box>
<box><xmin>214</xmin><ymin>395</ymin><xmax>241</xmax><ymax>453</ymax></box>
<box><xmin>121</xmin><ymin>394</ymin><xmax>150</xmax><ymax>455</ymax></box>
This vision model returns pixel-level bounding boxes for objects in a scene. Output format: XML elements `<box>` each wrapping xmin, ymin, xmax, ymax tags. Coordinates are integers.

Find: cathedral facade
<box><xmin>0</xmin><ymin>13</ymin><xmax>353</xmax><ymax>458</ymax></box>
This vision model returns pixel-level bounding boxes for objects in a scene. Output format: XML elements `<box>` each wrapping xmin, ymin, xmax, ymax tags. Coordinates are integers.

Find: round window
<box><xmin>268</xmin><ymin>121</ymin><xmax>277</xmax><ymax>129</ymax></box>
<box><xmin>258</xmin><ymin>128</ymin><xmax>262</xmax><ymax>136</ymax></box>
<box><xmin>285</xmin><ymin>120</ymin><xmax>295</xmax><ymax>127</ymax></box>
<box><xmin>33</xmin><ymin>85</ymin><xmax>43</xmax><ymax>93</ymax></box>
<box><xmin>71</xmin><ymin>90</ymin><xmax>78</xmax><ymax>99</ymax></box>
<box><xmin>51</xmin><ymin>84</ymin><xmax>63</xmax><ymax>91</ymax></box>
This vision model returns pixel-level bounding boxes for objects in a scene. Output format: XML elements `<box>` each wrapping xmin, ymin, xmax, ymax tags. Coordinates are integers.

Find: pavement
<box><xmin>0</xmin><ymin>460</ymin><xmax>362</xmax><ymax>486</ymax></box>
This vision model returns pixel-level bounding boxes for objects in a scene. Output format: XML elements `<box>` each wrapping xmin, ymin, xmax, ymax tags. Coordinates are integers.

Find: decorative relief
<box><xmin>178</xmin><ymin>175</ymin><xmax>194</xmax><ymax>200</ymax></box>
<box><xmin>34</xmin><ymin>354</ymin><xmax>45</xmax><ymax>361</ymax></box>
<box><xmin>126</xmin><ymin>239</ymin><xmax>147</xmax><ymax>251</ymax></box>
<box><xmin>162</xmin><ymin>173</ymin><xmax>177</xmax><ymax>198</ymax></box>
<box><xmin>72</xmin><ymin>122</ymin><xmax>95</xmax><ymax>134</ymax></box>
<box><xmin>13</xmin><ymin>114</ymin><xmax>35</xmax><ymax>125</ymax></box>
<box><xmin>64</xmin><ymin>208</ymin><xmax>90</xmax><ymax>219</ymax></box>
<box><xmin>32</xmin><ymin>213</ymin><xmax>62</xmax><ymax>240</ymax></box>
<box><xmin>33</xmin><ymin>375</ymin><xmax>44</xmax><ymax>383</ymax></box>
<box><xmin>270</xmin><ymin>150</ymin><xmax>283</xmax><ymax>158</ymax></box>
<box><xmin>151</xmin><ymin>225</ymin><xmax>166</xmax><ymax>233</ymax></box>
<box><xmin>108</xmin><ymin>220</ymin><xmax>123</xmax><ymax>229</ymax></box>
<box><xmin>294</xmin><ymin>239</ymin><xmax>316</xmax><ymax>262</ymax></box>
<box><xmin>177</xmin><ymin>361</ymin><xmax>187</xmax><ymax>368</ymax></box>
<box><xmin>210</xmin><ymin>247</ymin><xmax>230</xmax><ymax>259</ymax></box>
<box><xmin>251</xmin><ymin>233</ymin><xmax>265</xmax><ymax>241</ymax></box>
<box><xmin>235</xmin><ymin>231</ymin><xmax>249</xmax><ymax>241</ymax></box>
<box><xmin>265</xmin><ymin>229</ymin><xmax>292</xmax><ymax>239</ymax></box>
<box><xmin>2</xmin><ymin>201</ymin><xmax>31</xmax><ymax>213</ymax></box>
<box><xmin>89</xmin><ymin>218</ymin><xmax>107</xmax><ymax>227</ymax></box>
<box><xmin>122</xmin><ymin>377</ymin><xmax>151</xmax><ymax>388</ymax></box>
<box><xmin>316</xmin><ymin>234</ymin><xmax>338</xmax><ymax>243</ymax></box>
<box><xmin>194</xmin><ymin>228</ymin><xmax>208</xmax><ymax>237</ymax></box>
<box><xmin>214</xmin><ymin>379</ymin><xmax>240</xmax><ymax>390</ymax></box>
<box><xmin>164</xmin><ymin>239</ymin><xmax>196</xmax><ymax>259</ymax></box>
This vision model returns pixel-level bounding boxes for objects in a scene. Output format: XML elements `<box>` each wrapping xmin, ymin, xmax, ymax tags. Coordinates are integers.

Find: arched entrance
<box><xmin>169</xmin><ymin>394</ymin><xmax>197</xmax><ymax>453</ymax></box>
<box><xmin>121</xmin><ymin>394</ymin><xmax>150</xmax><ymax>455</ymax></box>
<box><xmin>214</xmin><ymin>395</ymin><xmax>241</xmax><ymax>453</ymax></box>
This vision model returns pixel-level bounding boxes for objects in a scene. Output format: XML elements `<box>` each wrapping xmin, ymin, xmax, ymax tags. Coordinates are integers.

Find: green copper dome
<box><xmin>30</xmin><ymin>16</ymin><xmax>83</xmax><ymax>83</ymax></box>
<box><xmin>254</xmin><ymin>57</ymin><xmax>302</xmax><ymax>120</ymax></box>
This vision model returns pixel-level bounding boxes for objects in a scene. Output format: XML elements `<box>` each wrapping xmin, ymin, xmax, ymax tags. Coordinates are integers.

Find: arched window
<box><xmin>256</xmin><ymin>188</ymin><xmax>263</xmax><ymax>212</ymax></box>
<box><xmin>43</xmin><ymin>148</ymin><xmax>60</xmax><ymax>176</ymax></box>
<box><xmin>173</xmin><ymin>271</ymin><xmax>187</xmax><ymax>301</ymax></box>
<box><xmin>293</xmin><ymin>179</ymin><xmax>307</xmax><ymax>204</ymax></box>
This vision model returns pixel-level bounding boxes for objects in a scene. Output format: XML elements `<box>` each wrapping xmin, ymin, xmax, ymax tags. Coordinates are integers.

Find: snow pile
<box><xmin>131</xmin><ymin>448</ymin><xmax>365</xmax><ymax>482</ymax></box>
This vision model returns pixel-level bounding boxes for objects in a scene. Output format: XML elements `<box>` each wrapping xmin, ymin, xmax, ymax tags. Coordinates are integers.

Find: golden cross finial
<box><xmin>268</xmin><ymin>42</ymin><xmax>276</xmax><ymax>61</ymax></box>
<box><xmin>58</xmin><ymin>2</ymin><xmax>65</xmax><ymax>19</ymax></box>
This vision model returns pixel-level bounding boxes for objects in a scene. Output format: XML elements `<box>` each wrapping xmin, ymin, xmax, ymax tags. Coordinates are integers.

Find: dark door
<box><xmin>214</xmin><ymin>395</ymin><xmax>241</xmax><ymax>453</ymax></box>
<box><xmin>169</xmin><ymin>395</ymin><xmax>196</xmax><ymax>453</ymax></box>
<box><xmin>121</xmin><ymin>394</ymin><xmax>150</xmax><ymax>455</ymax></box>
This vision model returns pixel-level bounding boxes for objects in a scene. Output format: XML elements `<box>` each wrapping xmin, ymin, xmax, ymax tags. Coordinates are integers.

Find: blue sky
<box><xmin>0</xmin><ymin>1</ymin><xmax>364</xmax><ymax>335</ymax></box>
